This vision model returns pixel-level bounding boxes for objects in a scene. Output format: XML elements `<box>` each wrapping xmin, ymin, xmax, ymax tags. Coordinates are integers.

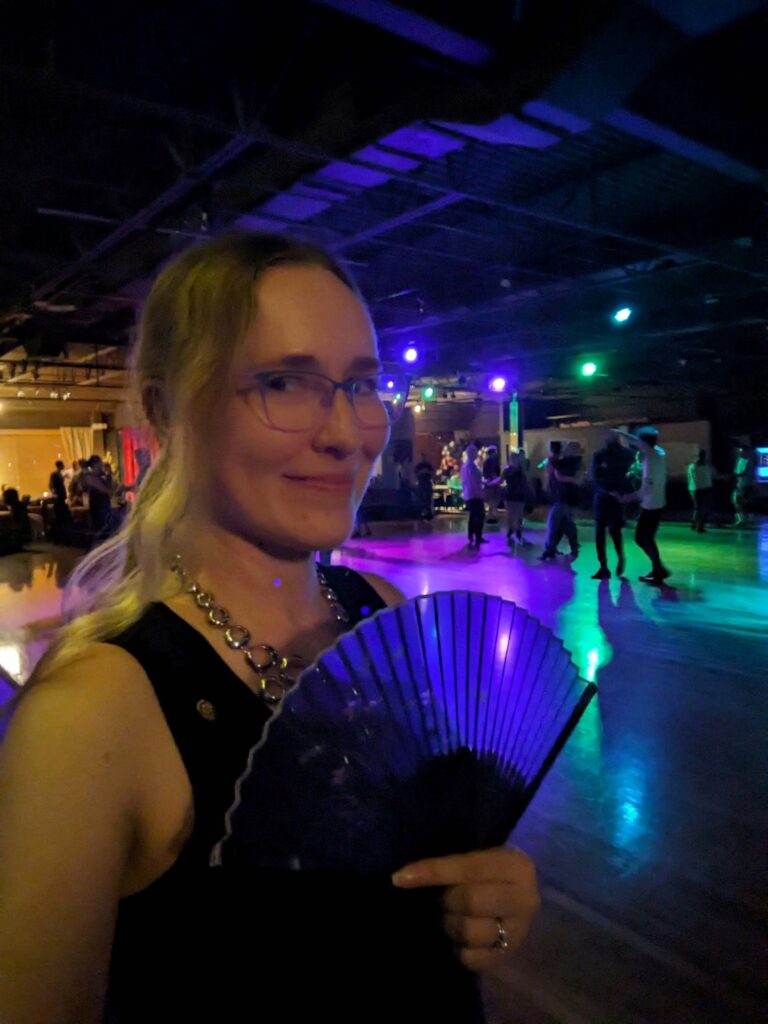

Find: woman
<box><xmin>0</xmin><ymin>233</ymin><xmax>539</xmax><ymax>1023</ymax></box>
<box><xmin>687</xmin><ymin>449</ymin><xmax>713</xmax><ymax>533</ymax></box>
<box><xmin>502</xmin><ymin>450</ymin><xmax>530</xmax><ymax>545</ymax></box>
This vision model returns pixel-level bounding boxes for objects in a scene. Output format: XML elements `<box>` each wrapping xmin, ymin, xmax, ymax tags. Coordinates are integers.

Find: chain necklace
<box><xmin>171</xmin><ymin>554</ymin><xmax>349</xmax><ymax>705</ymax></box>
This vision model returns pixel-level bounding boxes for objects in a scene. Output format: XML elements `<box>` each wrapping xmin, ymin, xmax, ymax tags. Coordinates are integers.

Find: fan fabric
<box><xmin>212</xmin><ymin>591</ymin><xmax>596</xmax><ymax>873</ymax></box>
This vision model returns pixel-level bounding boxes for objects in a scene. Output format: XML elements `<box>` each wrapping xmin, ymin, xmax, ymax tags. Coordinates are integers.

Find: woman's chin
<box><xmin>275</xmin><ymin>519</ymin><xmax>354</xmax><ymax>555</ymax></box>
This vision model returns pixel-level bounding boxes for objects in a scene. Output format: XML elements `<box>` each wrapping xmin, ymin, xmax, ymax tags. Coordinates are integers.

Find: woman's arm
<box><xmin>0</xmin><ymin>645</ymin><xmax>153</xmax><ymax>1024</ymax></box>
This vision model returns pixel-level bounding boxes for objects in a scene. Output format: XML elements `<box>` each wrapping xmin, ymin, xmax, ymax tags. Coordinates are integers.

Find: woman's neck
<box><xmin>172</xmin><ymin>518</ymin><xmax>322</xmax><ymax>623</ymax></box>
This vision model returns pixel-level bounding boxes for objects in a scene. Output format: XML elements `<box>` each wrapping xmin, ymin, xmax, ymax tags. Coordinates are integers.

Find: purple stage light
<box><xmin>490</xmin><ymin>376</ymin><xmax>507</xmax><ymax>393</ymax></box>
<box><xmin>403</xmin><ymin>346</ymin><xmax>418</xmax><ymax>364</ymax></box>
<box><xmin>386</xmin><ymin>379</ymin><xmax>395</xmax><ymax>389</ymax></box>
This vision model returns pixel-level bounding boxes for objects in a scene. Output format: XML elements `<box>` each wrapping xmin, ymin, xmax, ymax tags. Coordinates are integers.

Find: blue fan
<box><xmin>211</xmin><ymin>592</ymin><xmax>596</xmax><ymax>874</ymax></box>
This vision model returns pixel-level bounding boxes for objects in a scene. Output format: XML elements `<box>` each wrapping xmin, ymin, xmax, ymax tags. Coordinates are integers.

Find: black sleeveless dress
<box><xmin>105</xmin><ymin>565</ymin><xmax>485</xmax><ymax>1023</ymax></box>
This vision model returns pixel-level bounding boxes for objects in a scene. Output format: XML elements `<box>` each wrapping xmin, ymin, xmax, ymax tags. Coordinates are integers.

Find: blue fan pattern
<box><xmin>211</xmin><ymin>592</ymin><xmax>596</xmax><ymax>874</ymax></box>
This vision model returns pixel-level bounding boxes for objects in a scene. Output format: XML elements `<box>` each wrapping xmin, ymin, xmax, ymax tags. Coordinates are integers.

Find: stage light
<box><xmin>403</xmin><ymin>346</ymin><xmax>418</xmax><ymax>364</ymax></box>
<box><xmin>414</xmin><ymin>403</ymin><xmax>422</xmax><ymax>414</ymax></box>
<box><xmin>422</xmin><ymin>385</ymin><xmax>435</xmax><ymax>400</ymax></box>
<box><xmin>612</xmin><ymin>307</ymin><xmax>632</xmax><ymax>324</ymax></box>
<box><xmin>489</xmin><ymin>376</ymin><xmax>507</xmax><ymax>393</ymax></box>
<box><xmin>386</xmin><ymin>379</ymin><xmax>394</xmax><ymax>389</ymax></box>
<box><xmin>581</xmin><ymin>362</ymin><xmax>597</xmax><ymax>377</ymax></box>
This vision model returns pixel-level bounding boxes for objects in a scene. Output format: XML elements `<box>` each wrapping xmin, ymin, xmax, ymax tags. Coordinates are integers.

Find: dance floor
<box><xmin>1</xmin><ymin>516</ymin><xmax>766</xmax><ymax>1023</ymax></box>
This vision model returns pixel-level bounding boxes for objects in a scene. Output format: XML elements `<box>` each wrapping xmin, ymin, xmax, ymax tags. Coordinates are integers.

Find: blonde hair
<box><xmin>31</xmin><ymin>232</ymin><xmax>356</xmax><ymax>681</ymax></box>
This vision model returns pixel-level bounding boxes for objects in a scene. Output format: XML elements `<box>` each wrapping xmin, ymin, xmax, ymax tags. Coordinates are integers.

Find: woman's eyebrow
<box><xmin>347</xmin><ymin>356</ymin><xmax>383</xmax><ymax>373</ymax></box>
<box><xmin>244</xmin><ymin>354</ymin><xmax>383</xmax><ymax>373</ymax></box>
<box><xmin>273</xmin><ymin>354</ymin><xmax>321</xmax><ymax>368</ymax></box>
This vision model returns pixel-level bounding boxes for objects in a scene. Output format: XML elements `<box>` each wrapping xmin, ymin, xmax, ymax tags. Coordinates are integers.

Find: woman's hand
<box><xmin>392</xmin><ymin>847</ymin><xmax>540</xmax><ymax>972</ymax></box>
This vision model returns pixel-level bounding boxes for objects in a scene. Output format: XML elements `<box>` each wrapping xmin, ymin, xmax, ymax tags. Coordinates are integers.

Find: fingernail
<box><xmin>391</xmin><ymin>869</ymin><xmax>418</xmax><ymax>887</ymax></box>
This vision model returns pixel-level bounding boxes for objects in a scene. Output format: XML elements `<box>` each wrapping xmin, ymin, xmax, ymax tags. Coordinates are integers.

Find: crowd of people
<box><xmin>382</xmin><ymin>431</ymin><xmax>759</xmax><ymax>587</ymax></box>
<box><xmin>1</xmin><ymin>431</ymin><xmax>758</xmax><ymax>579</ymax></box>
<box><xmin>0</xmin><ymin>448</ymin><xmax>153</xmax><ymax>550</ymax></box>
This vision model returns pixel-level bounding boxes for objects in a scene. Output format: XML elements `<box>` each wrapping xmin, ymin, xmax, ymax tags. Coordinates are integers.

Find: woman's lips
<box><xmin>283</xmin><ymin>474</ymin><xmax>356</xmax><ymax>495</ymax></box>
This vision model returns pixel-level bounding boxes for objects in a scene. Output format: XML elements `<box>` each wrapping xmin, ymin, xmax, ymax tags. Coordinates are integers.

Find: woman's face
<box><xmin>199</xmin><ymin>264</ymin><xmax>389</xmax><ymax>553</ymax></box>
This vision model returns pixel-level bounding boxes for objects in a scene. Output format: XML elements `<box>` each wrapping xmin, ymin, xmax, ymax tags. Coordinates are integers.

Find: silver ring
<box><xmin>493</xmin><ymin>917</ymin><xmax>509</xmax><ymax>952</ymax></box>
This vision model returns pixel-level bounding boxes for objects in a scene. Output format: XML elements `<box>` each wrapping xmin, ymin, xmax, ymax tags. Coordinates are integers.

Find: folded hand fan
<box><xmin>211</xmin><ymin>592</ymin><xmax>595</xmax><ymax>874</ymax></box>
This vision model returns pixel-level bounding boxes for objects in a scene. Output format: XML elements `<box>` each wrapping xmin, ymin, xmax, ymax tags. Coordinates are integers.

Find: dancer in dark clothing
<box><xmin>502</xmin><ymin>452</ymin><xmax>530</xmax><ymax>545</ymax></box>
<box><xmin>48</xmin><ymin>460</ymin><xmax>73</xmax><ymax>542</ymax></box>
<box><xmin>687</xmin><ymin>450</ymin><xmax>713</xmax><ymax>533</ymax></box>
<box><xmin>589</xmin><ymin>434</ymin><xmax>635</xmax><ymax>579</ymax></box>
<box><xmin>540</xmin><ymin>442</ymin><xmax>582</xmax><ymax>561</ymax></box>
<box><xmin>414</xmin><ymin>455</ymin><xmax>435</xmax><ymax>520</ymax></box>
<box><xmin>482</xmin><ymin>446</ymin><xmax>502</xmax><ymax>525</ymax></box>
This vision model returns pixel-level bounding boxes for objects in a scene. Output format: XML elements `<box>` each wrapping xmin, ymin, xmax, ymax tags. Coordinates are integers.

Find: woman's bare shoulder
<box><xmin>12</xmin><ymin>641</ymin><xmax>157</xmax><ymax>747</ymax></box>
<box><xmin>357</xmin><ymin>571</ymin><xmax>407</xmax><ymax>608</ymax></box>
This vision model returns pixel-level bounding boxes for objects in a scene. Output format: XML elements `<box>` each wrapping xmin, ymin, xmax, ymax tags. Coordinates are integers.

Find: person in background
<box><xmin>414</xmin><ymin>453</ymin><xmax>435</xmax><ymax>520</ymax></box>
<box><xmin>61</xmin><ymin>460</ymin><xmax>77</xmax><ymax>491</ymax></box>
<box><xmin>49</xmin><ymin>460</ymin><xmax>67</xmax><ymax>505</ymax></box>
<box><xmin>1</xmin><ymin>488</ymin><xmax>32</xmax><ymax>546</ymax></box>
<box><xmin>732</xmin><ymin>446</ymin><xmax>753</xmax><ymax>527</ymax></box>
<box><xmin>502</xmin><ymin>450</ymin><xmax>530</xmax><ymax>546</ymax></box>
<box><xmin>589</xmin><ymin>432</ymin><xmax>635</xmax><ymax>579</ymax></box>
<box><xmin>48</xmin><ymin>460</ymin><xmax>73</xmax><ymax>540</ymax></box>
<box><xmin>461</xmin><ymin>443</ymin><xmax>486</xmax><ymax>546</ymax></box>
<box><xmin>351</xmin><ymin>489</ymin><xmax>373</xmax><ymax>538</ymax></box>
<box><xmin>611</xmin><ymin>426</ymin><xmax>669</xmax><ymax>584</ymax></box>
<box><xmin>482</xmin><ymin>445</ymin><xmax>502</xmax><ymax>525</ymax></box>
<box><xmin>540</xmin><ymin>441</ymin><xmax>582</xmax><ymax>561</ymax></box>
<box><xmin>687</xmin><ymin>449</ymin><xmax>713</xmax><ymax>533</ymax></box>
<box><xmin>68</xmin><ymin>458</ymin><xmax>90</xmax><ymax>506</ymax></box>
<box><xmin>81</xmin><ymin>454</ymin><xmax>115</xmax><ymax>543</ymax></box>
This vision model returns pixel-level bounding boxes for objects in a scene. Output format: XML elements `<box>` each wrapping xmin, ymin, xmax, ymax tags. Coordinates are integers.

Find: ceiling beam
<box><xmin>329</xmin><ymin>194</ymin><xmax>464</xmax><ymax>252</ymax></box>
<box><xmin>310</xmin><ymin>0</ymin><xmax>492</xmax><ymax>65</ymax></box>
<box><xmin>32</xmin><ymin>133</ymin><xmax>258</xmax><ymax>303</ymax></box>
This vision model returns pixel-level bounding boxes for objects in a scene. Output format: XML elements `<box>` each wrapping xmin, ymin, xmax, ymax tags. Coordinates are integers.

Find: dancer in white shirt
<box><xmin>611</xmin><ymin>426</ymin><xmax>670</xmax><ymax>584</ymax></box>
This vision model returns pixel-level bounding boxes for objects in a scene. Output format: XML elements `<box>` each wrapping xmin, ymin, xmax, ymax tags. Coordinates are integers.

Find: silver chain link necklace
<box><xmin>170</xmin><ymin>554</ymin><xmax>349</xmax><ymax>705</ymax></box>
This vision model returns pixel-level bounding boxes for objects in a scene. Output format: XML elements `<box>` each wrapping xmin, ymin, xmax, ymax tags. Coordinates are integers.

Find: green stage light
<box><xmin>581</xmin><ymin>362</ymin><xmax>597</xmax><ymax>377</ymax></box>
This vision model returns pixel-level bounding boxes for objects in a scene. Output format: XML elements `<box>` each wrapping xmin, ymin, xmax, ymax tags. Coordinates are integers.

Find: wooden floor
<box><xmin>1</xmin><ymin>516</ymin><xmax>766</xmax><ymax>1023</ymax></box>
<box><xmin>338</xmin><ymin>517</ymin><xmax>768</xmax><ymax>1024</ymax></box>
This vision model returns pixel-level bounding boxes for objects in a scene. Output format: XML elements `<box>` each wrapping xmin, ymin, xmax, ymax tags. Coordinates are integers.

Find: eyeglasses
<box><xmin>236</xmin><ymin>369</ymin><xmax>411</xmax><ymax>433</ymax></box>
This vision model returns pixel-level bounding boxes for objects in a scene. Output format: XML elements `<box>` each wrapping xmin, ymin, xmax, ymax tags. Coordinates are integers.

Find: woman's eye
<box><xmin>264</xmin><ymin>374</ymin><xmax>303</xmax><ymax>393</ymax></box>
<box><xmin>354</xmin><ymin>377</ymin><xmax>379</xmax><ymax>396</ymax></box>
